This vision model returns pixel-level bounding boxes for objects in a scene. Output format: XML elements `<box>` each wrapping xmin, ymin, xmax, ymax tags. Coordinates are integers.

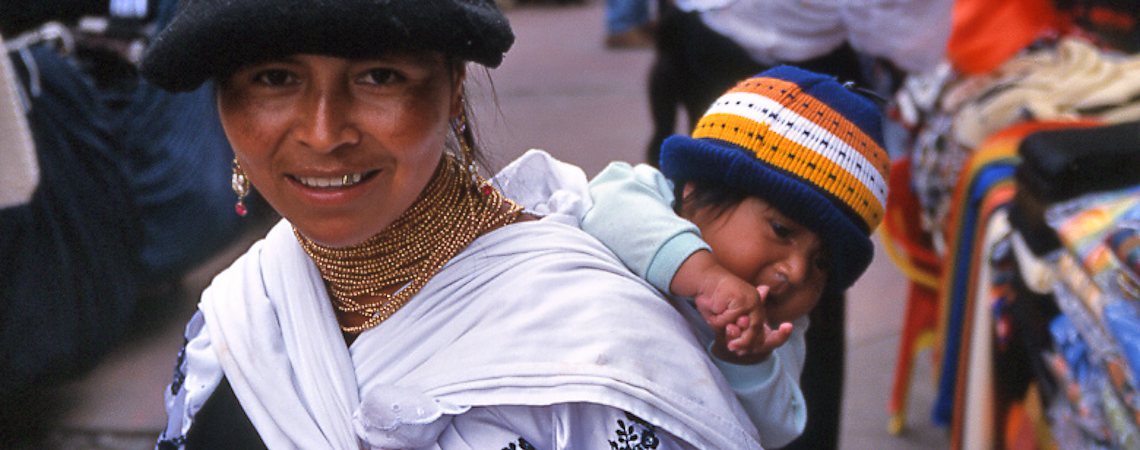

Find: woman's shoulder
<box><xmin>462</xmin><ymin>217</ymin><xmax>647</xmax><ymax>288</ymax></box>
<box><xmin>203</xmin><ymin>219</ymin><xmax>295</xmax><ymax>286</ymax></box>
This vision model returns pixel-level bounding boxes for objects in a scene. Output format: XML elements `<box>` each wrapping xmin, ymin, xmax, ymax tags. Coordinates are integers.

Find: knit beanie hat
<box><xmin>660</xmin><ymin>65</ymin><xmax>889</xmax><ymax>294</ymax></box>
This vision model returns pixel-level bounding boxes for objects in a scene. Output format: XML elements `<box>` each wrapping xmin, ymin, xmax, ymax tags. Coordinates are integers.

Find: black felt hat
<box><xmin>141</xmin><ymin>0</ymin><xmax>514</xmax><ymax>92</ymax></box>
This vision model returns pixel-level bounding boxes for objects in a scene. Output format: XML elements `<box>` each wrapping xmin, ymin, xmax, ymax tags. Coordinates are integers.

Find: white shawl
<box><xmin>187</xmin><ymin>152</ymin><xmax>761</xmax><ymax>449</ymax></box>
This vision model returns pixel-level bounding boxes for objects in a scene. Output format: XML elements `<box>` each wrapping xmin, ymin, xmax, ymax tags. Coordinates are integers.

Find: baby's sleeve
<box><xmin>711</xmin><ymin>316</ymin><xmax>810</xmax><ymax>448</ymax></box>
<box><xmin>582</xmin><ymin>162</ymin><xmax>710</xmax><ymax>294</ymax></box>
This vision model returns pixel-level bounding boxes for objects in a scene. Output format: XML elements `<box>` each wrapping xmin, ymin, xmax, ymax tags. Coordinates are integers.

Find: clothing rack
<box><xmin>885</xmin><ymin>24</ymin><xmax>1140</xmax><ymax>448</ymax></box>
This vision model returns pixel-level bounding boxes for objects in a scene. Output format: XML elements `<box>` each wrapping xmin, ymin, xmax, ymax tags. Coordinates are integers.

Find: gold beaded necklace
<box><xmin>295</xmin><ymin>155</ymin><xmax>522</xmax><ymax>333</ymax></box>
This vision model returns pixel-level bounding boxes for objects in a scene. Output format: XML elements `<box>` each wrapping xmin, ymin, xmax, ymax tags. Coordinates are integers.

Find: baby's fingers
<box><xmin>728</xmin><ymin>306</ymin><xmax>764</xmax><ymax>355</ymax></box>
<box><xmin>726</xmin><ymin>323</ymin><xmax>759</xmax><ymax>356</ymax></box>
<box><xmin>726</xmin><ymin>324</ymin><xmax>742</xmax><ymax>349</ymax></box>
<box><xmin>756</xmin><ymin>322</ymin><xmax>794</xmax><ymax>355</ymax></box>
<box><xmin>726</xmin><ymin>332</ymin><xmax>751</xmax><ymax>354</ymax></box>
<box><xmin>708</xmin><ymin>303</ymin><xmax>751</xmax><ymax>330</ymax></box>
<box><xmin>746</xmin><ymin>307</ymin><xmax>764</xmax><ymax>340</ymax></box>
<box><xmin>735</xmin><ymin>314</ymin><xmax>750</xmax><ymax>330</ymax></box>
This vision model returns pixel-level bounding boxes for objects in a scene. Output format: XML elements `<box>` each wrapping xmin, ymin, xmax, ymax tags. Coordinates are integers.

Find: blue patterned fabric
<box><xmin>1</xmin><ymin>0</ymin><xmax>243</xmax><ymax>399</ymax></box>
<box><xmin>0</xmin><ymin>44</ymin><xmax>142</xmax><ymax>397</ymax></box>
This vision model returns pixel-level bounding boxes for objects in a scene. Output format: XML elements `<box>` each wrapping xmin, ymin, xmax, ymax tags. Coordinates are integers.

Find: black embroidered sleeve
<box><xmin>170</xmin><ymin>337</ymin><xmax>189</xmax><ymax>395</ymax></box>
<box><xmin>502</xmin><ymin>436</ymin><xmax>537</xmax><ymax>450</ymax></box>
<box><xmin>155</xmin><ymin>435</ymin><xmax>185</xmax><ymax>450</ymax></box>
<box><xmin>609</xmin><ymin>412</ymin><xmax>660</xmax><ymax>450</ymax></box>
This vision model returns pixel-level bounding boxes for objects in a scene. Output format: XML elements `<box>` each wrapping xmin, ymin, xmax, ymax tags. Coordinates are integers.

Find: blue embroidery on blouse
<box><xmin>610</xmin><ymin>413</ymin><xmax>660</xmax><ymax>450</ymax></box>
<box><xmin>169</xmin><ymin>337</ymin><xmax>188</xmax><ymax>395</ymax></box>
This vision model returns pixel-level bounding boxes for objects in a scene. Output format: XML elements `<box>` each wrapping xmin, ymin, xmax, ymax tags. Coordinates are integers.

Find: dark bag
<box><xmin>1011</xmin><ymin>121</ymin><xmax>1140</xmax><ymax>255</ymax></box>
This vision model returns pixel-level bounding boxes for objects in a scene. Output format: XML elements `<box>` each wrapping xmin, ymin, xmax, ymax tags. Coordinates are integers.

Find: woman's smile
<box><xmin>291</xmin><ymin>171</ymin><xmax>371</xmax><ymax>189</ymax></box>
<box><xmin>284</xmin><ymin>168</ymin><xmax>381</xmax><ymax>207</ymax></box>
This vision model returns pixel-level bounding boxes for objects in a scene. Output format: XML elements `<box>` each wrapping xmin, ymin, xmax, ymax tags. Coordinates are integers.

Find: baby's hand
<box><xmin>693</xmin><ymin>272</ymin><xmax>790</xmax><ymax>360</ymax></box>
<box><xmin>715</xmin><ymin>285</ymin><xmax>794</xmax><ymax>363</ymax></box>
<box><xmin>692</xmin><ymin>270</ymin><xmax>763</xmax><ymax>332</ymax></box>
<box><xmin>674</xmin><ymin>251</ymin><xmax>792</xmax><ymax>362</ymax></box>
<box><xmin>725</xmin><ymin>309</ymin><xmax>794</xmax><ymax>361</ymax></box>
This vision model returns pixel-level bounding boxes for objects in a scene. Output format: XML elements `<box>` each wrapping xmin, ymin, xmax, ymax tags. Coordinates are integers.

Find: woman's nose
<box><xmin>293</xmin><ymin>87</ymin><xmax>361</xmax><ymax>153</ymax></box>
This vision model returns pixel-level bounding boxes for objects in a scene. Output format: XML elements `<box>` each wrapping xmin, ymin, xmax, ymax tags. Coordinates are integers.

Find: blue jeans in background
<box><xmin>606</xmin><ymin>0</ymin><xmax>651</xmax><ymax>34</ymax></box>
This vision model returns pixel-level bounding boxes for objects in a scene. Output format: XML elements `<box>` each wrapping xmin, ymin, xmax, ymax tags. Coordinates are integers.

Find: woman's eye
<box><xmin>253</xmin><ymin>69</ymin><xmax>295</xmax><ymax>86</ymax></box>
<box><xmin>359</xmin><ymin>68</ymin><xmax>404</xmax><ymax>86</ymax></box>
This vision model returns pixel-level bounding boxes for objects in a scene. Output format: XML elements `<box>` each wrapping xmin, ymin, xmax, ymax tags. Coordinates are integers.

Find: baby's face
<box><xmin>690</xmin><ymin>197</ymin><xmax>828</xmax><ymax>326</ymax></box>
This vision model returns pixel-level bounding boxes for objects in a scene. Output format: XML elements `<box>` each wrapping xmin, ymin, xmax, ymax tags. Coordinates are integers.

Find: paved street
<box><xmin>43</xmin><ymin>2</ymin><xmax>950</xmax><ymax>448</ymax></box>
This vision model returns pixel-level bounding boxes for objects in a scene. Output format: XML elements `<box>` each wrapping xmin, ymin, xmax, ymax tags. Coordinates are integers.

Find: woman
<box><xmin>141</xmin><ymin>1</ymin><xmax>760</xmax><ymax>448</ymax></box>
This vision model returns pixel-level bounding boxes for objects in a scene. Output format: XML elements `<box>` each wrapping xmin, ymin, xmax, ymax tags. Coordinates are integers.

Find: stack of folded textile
<box><xmin>1038</xmin><ymin>179</ymin><xmax>1140</xmax><ymax>448</ymax></box>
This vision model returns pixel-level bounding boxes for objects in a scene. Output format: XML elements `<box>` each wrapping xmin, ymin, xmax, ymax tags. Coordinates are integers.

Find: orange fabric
<box><xmin>882</xmin><ymin>158</ymin><xmax>941</xmax><ymax>275</ymax></box>
<box><xmin>1004</xmin><ymin>402</ymin><xmax>1042</xmax><ymax>450</ymax></box>
<box><xmin>946</xmin><ymin>0</ymin><xmax>1068</xmax><ymax>75</ymax></box>
<box><xmin>884</xmin><ymin>157</ymin><xmax>943</xmax><ymax>433</ymax></box>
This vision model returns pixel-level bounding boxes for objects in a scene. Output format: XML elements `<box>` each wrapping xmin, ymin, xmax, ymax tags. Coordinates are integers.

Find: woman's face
<box><xmin>218</xmin><ymin>52</ymin><xmax>463</xmax><ymax>247</ymax></box>
<box><xmin>687</xmin><ymin>193</ymin><xmax>829</xmax><ymax>327</ymax></box>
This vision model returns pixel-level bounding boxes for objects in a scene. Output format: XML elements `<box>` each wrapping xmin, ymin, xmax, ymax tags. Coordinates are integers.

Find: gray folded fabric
<box><xmin>0</xmin><ymin>35</ymin><xmax>38</xmax><ymax>209</ymax></box>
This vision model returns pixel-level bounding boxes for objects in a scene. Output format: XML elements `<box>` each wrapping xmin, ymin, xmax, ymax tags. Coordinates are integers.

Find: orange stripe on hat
<box><xmin>726</xmin><ymin>77</ymin><xmax>891</xmax><ymax>179</ymax></box>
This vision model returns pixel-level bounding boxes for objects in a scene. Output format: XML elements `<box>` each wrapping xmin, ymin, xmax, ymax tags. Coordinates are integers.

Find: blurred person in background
<box><xmin>0</xmin><ymin>0</ymin><xmax>256</xmax><ymax>445</ymax></box>
<box><xmin>606</xmin><ymin>0</ymin><xmax>656</xmax><ymax>48</ymax></box>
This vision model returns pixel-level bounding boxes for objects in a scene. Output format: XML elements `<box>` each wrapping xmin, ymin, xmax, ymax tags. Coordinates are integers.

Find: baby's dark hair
<box><xmin>673</xmin><ymin>178</ymin><xmax>836</xmax><ymax>276</ymax></box>
<box><xmin>672</xmin><ymin>179</ymin><xmax>748</xmax><ymax>221</ymax></box>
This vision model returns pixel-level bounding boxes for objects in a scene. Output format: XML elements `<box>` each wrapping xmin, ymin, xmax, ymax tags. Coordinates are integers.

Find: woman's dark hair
<box><xmin>448</xmin><ymin>57</ymin><xmax>495</xmax><ymax>174</ymax></box>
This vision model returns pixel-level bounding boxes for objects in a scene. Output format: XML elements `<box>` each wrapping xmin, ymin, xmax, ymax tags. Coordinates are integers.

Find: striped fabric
<box><xmin>692</xmin><ymin>76</ymin><xmax>890</xmax><ymax>233</ymax></box>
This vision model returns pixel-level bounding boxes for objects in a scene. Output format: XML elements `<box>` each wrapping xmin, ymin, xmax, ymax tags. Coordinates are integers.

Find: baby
<box><xmin>581</xmin><ymin>65</ymin><xmax>890</xmax><ymax>447</ymax></box>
